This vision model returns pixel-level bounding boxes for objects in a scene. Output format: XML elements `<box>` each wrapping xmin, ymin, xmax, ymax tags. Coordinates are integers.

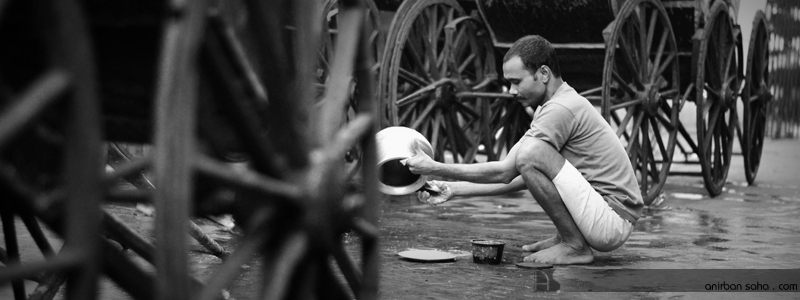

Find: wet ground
<box><xmin>373</xmin><ymin>138</ymin><xmax>800</xmax><ymax>299</ymax></box>
<box><xmin>1</xmin><ymin>139</ymin><xmax>799</xmax><ymax>299</ymax></box>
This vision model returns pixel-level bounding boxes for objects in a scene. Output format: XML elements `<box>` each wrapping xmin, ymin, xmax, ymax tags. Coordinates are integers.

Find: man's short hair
<box><xmin>503</xmin><ymin>35</ymin><xmax>562</xmax><ymax>78</ymax></box>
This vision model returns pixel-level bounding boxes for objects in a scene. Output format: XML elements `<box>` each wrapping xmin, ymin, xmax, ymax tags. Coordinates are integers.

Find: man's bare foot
<box><xmin>521</xmin><ymin>235</ymin><xmax>561</xmax><ymax>252</ymax></box>
<box><xmin>523</xmin><ymin>242</ymin><xmax>593</xmax><ymax>265</ymax></box>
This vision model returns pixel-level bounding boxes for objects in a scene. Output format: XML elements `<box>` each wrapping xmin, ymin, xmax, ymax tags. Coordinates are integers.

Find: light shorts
<box><xmin>552</xmin><ymin>160</ymin><xmax>633</xmax><ymax>252</ymax></box>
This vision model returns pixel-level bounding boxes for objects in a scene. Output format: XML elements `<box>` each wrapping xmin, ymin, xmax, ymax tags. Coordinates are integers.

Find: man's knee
<box><xmin>515</xmin><ymin>138</ymin><xmax>564</xmax><ymax>178</ymax></box>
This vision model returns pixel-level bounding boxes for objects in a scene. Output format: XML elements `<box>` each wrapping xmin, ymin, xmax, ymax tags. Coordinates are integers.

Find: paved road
<box><xmin>375</xmin><ymin>138</ymin><xmax>800</xmax><ymax>299</ymax></box>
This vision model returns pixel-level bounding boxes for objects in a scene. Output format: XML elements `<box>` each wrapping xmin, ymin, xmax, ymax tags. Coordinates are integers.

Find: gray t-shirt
<box><xmin>523</xmin><ymin>82</ymin><xmax>643</xmax><ymax>222</ymax></box>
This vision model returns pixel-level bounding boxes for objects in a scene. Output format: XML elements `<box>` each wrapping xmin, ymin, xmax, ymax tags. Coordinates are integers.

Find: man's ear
<box><xmin>540</xmin><ymin>65</ymin><xmax>550</xmax><ymax>83</ymax></box>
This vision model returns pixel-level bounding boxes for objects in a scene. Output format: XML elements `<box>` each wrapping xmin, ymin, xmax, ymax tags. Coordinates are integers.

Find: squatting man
<box><xmin>401</xmin><ymin>35</ymin><xmax>643</xmax><ymax>265</ymax></box>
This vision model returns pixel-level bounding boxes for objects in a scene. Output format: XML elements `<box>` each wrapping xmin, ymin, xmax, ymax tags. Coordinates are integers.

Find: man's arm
<box><xmin>418</xmin><ymin>176</ymin><xmax>527</xmax><ymax>205</ymax></box>
<box><xmin>404</xmin><ymin>138</ymin><xmax>525</xmax><ymax>184</ymax></box>
<box><xmin>447</xmin><ymin>176</ymin><xmax>527</xmax><ymax>197</ymax></box>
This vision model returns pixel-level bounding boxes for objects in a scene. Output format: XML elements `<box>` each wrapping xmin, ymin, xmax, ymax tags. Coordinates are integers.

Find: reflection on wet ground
<box><xmin>374</xmin><ymin>174</ymin><xmax>800</xmax><ymax>299</ymax></box>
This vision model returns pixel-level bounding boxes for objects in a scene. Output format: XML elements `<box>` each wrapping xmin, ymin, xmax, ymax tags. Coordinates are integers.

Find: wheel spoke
<box><xmin>430</xmin><ymin>113</ymin><xmax>443</xmax><ymax>158</ymax></box>
<box><xmin>398</xmin><ymin>67</ymin><xmax>431</xmax><ymax>88</ymax></box>
<box><xmin>644</xmin><ymin>119</ymin><xmax>661</xmax><ymax>185</ymax></box>
<box><xmin>419</xmin><ymin>110</ymin><xmax>431</xmax><ymax>134</ymax></box>
<box><xmin>445</xmin><ymin>24</ymin><xmax>469</xmax><ymax>75</ymax></box>
<box><xmin>629</xmin><ymin>133</ymin><xmax>640</xmax><ymax>166</ymax></box>
<box><xmin>458</xmin><ymin>53</ymin><xmax>477</xmax><ymax>74</ymax></box>
<box><xmin>724</xmin><ymin>42</ymin><xmax>736</xmax><ymax>75</ymax></box>
<box><xmin>611</xmin><ymin>98</ymin><xmax>643</xmax><ymax>110</ymax></box>
<box><xmin>639</xmin><ymin>119</ymin><xmax>649</xmax><ymax>190</ymax></box>
<box><xmin>610</xmin><ymin>110</ymin><xmax>630</xmax><ymax>141</ymax></box>
<box><xmin>713</xmin><ymin>123</ymin><xmax>722</xmax><ymax>176</ymax></box>
<box><xmin>410</xmin><ymin>98</ymin><xmax>438</xmax><ymax>130</ymax></box>
<box><xmin>702</xmin><ymin>104</ymin><xmax>722</xmax><ymax>151</ymax></box>
<box><xmin>0</xmin><ymin>69</ymin><xmax>70</xmax><ymax>148</ymax></box>
<box><xmin>447</xmin><ymin>109</ymin><xmax>471</xmax><ymax>156</ymax></box>
<box><xmin>332</xmin><ymin>241</ymin><xmax>362</xmax><ymax>294</ymax></box>
<box><xmin>579</xmin><ymin>86</ymin><xmax>603</xmax><ymax>97</ymax></box>
<box><xmin>626</xmin><ymin>111</ymin><xmax>645</xmax><ymax>153</ymax></box>
<box><xmin>649</xmin><ymin>116</ymin><xmax>668</xmax><ymax>163</ymax></box>
<box><xmin>703</xmin><ymin>83</ymin><xmax>721</xmax><ymax>101</ymax></box>
<box><xmin>397</xmin><ymin>90</ymin><xmax>430</xmax><ymax>108</ymax></box>
<box><xmin>442</xmin><ymin>111</ymin><xmax>460</xmax><ymax>162</ymax></box>
<box><xmin>260</xmin><ymin>232</ymin><xmax>308</xmax><ymax>300</ymax></box>
<box><xmin>648</xmin><ymin>150</ymin><xmax>660</xmax><ymax>183</ymax></box>
<box><xmin>428</xmin><ymin>6</ymin><xmax>440</xmax><ymax>66</ymax></box>
<box><xmin>660</xmin><ymin>88</ymin><xmax>679</xmax><ymax>98</ymax></box>
<box><xmin>653</xmin><ymin>108</ymin><xmax>677</xmax><ymax>132</ymax></box>
<box><xmin>198</xmin><ymin>221</ymin><xmax>270</xmax><ymax>300</ymax></box>
<box><xmin>655</xmin><ymin>50</ymin><xmax>676</xmax><ymax>78</ymax></box>
<box><xmin>650</xmin><ymin>29</ymin><xmax>669</xmax><ymax>76</ymax></box>
<box><xmin>617</xmin><ymin>34</ymin><xmax>644</xmax><ymax>89</ymax></box>
<box><xmin>398</xmin><ymin>101</ymin><xmax>419</xmax><ymax>124</ymax></box>
<box><xmin>453</xmin><ymin>100</ymin><xmax>481</xmax><ymax>119</ymax></box>
<box><xmin>420</xmin><ymin>8</ymin><xmax>441</xmax><ymax>79</ymax></box>
<box><xmin>611</xmin><ymin>70</ymin><xmax>638</xmax><ymax>96</ymax></box>
<box><xmin>720</xmin><ymin>111</ymin><xmax>732</xmax><ymax>147</ymax></box>
<box><xmin>397</xmin><ymin>78</ymin><xmax>451</xmax><ymax>106</ymax></box>
<box><xmin>645</xmin><ymin>8</ymin><xmax>657</xmax><ymax>66</ymax></box>
<box><xmin>406</xmin><ymin>28</ymin><xmax>433</xmax><ymax>82</ymax></box>
<box><xmin>615</xmin><ymin>106</ymin><xmax>636</xmax><ymax>138</ymax></box>
<box><xmin>638</xmin><ymin>7</ymin><xmax>648</xmax><ymax>73</ymax></box>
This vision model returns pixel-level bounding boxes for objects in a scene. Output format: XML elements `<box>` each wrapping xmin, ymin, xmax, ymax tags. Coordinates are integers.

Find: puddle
<box><xmin>523</xmin><ymin>269</ymin><xmax>560</xmax><ymax>292</ymax></box>
<box><xmin>623</xmin><ymin>241</ymin><xmax>651</xmax><ymax>247</ymax></box>
<box><xmin>671</xmin><ymin>192</ymin><xmax>706</xmax><ymax>200</ymax></box>
<box><xmin>469</xmin><ymin>213</ymin><xmax>514</xmax><ymax>219</ymax></box>
<box><xmin>692</xmin><ymin>236</ymin><xmax>729</xmax><ymax>245</ymax></box>
<box><xmin>722</xmin><ymin>197</ymin><xmax>745</xmax><ymax>202</ymax></box>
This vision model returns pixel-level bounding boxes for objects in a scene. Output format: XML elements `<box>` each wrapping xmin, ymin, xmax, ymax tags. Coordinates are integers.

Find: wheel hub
<box><xmin>435</xmin><ymin>83</ymin><xmax>455</xmax><ymax>106</ymax></box>
<box><xmin>720</xmin><ymin>82</ymin><xmax>735</xmax><ymax>109</ymax></box>
<box><xmin>641</xmin><ymin>84</ymin><xmax>661</xmax><ymax>115</ymax></box>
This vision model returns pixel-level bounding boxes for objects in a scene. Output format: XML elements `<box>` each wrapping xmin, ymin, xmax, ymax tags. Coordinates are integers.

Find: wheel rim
<box><xmin>0</xmin><ymin>0</ymin><xmax>104</xmax><ymax>297</ymax></box>
<box><xmin>601</xmin><ymin>0</ymin><xmax>680</xmax><ymax>205</ymax></box>
<box><xmin>695</xmin><ymin>1</ymin><xmax>739</xmax><ymax>196</ymax></box>
<box><xmin>319</xmin><ymin>0</ymin><xmax>383</xmax><ymax>166</ymax></box>
<box><xmin>742</xmin><ymin>11</ymin><xmax>770</xmax><ymax>185</ymax></box>
<box><xmin>380</xmin><ymin>0</ymin><xmax>495</xmax><ymax>163</ymax></box>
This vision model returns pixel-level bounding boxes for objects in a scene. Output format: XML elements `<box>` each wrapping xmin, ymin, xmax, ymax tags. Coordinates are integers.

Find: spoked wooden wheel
<box><xmin>378</xmin><ymin>0</ymin><xmax>496</xmax><ymax>163</ymax></box>
<box><xmin>0</xmin><ymin>0</ymin><xmax>104</xmax><ymax>298</ymax></box>
<box><xmin>103</xmin><ymin>0</ymin><xmax>381</xmax><ymax>298</ymax></box>
<box><xmin>1</xmin><ymin>0</ymin><xmax>381</xmax><ymax>299</ymax></box>
<box><xmin>740</xmin><ymin>10</ymin><xmax>770</xmax><ymax>185</ymax></box>
<box><xmin>107</xmin><ymin>0</ymin><xmax>381</xmax><ymax>298</ymax></box>
<box><xmin>601</xmin><ymin>0</ymin><xmax>681</xmax><ymax>205</ymax></box>
<box><xmin>210</xmin><ymin>0</ymin><xmax>381</xmax><ymax>299</ymax></box>
<box><xmin>694</xmin><ymin>1</ymin><xmax>740</xmax><ymax>196</ymax></box>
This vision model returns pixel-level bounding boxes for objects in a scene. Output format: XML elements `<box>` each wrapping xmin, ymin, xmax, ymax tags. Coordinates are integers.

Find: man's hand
<box><xmin>417</xmin><ymin>180</ymin><xmax>453</xmax><ymax>206</ymax></box>
<box><xmin>400</xmin><ymin>140</ymin><xmax>436</xmax><ymax>175</ymax></box>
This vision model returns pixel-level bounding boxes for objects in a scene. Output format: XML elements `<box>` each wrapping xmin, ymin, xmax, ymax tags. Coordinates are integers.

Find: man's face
<box><xmin>503</xmin><ymin>56</ymin><xmax>545</xmax><ymax>108</ymax></box>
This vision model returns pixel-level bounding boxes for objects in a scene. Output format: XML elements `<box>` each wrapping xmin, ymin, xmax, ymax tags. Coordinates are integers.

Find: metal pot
<box><xmin>375</xmin><ymin>126</ymin><xmax>434</xmax><ymax>195</ymax></box>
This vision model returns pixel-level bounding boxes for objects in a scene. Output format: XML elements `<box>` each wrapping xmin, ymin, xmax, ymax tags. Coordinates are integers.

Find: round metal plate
<box><xmin>397</xmin><ymin>250</ymin><xmax>457</xmax><ymax>262</ymax></box>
